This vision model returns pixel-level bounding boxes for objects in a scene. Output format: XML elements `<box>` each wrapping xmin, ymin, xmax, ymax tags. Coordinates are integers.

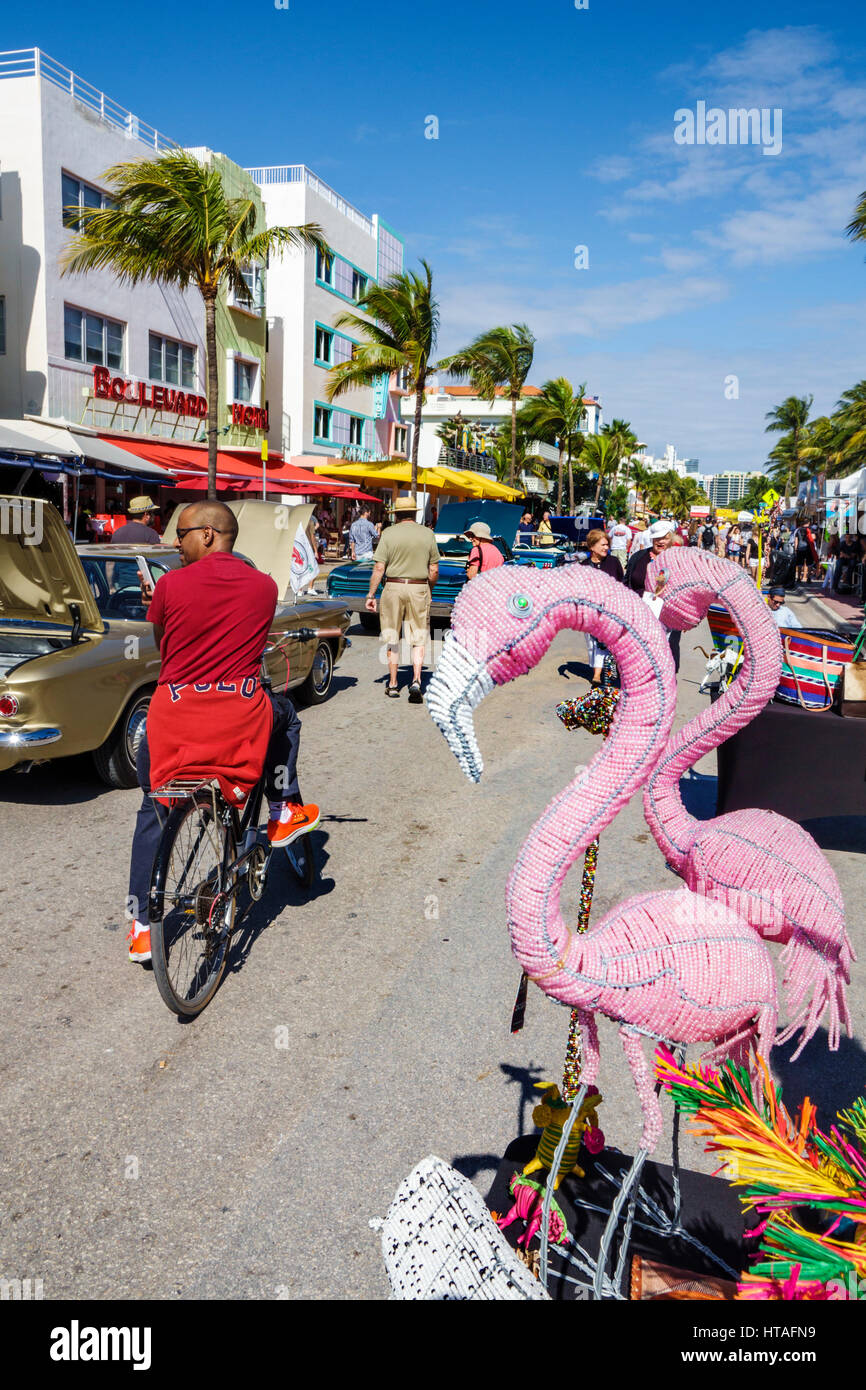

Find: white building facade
<box><xmin>0</xmin><ymin>50</ymin><xmax>208</xmax><ymax>441</ymax></box>
<box><xmin>247</xmin><ymin>164</ymin><xmax>405</xmax><ymax>468</ymax></box>
<box><xmin>401</xmin><ymin>381</ymin><xmax>602</xmax><ymax>492</ymax></box>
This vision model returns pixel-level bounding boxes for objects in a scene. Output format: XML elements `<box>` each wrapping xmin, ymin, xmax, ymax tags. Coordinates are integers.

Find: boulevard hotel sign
<box><xmin>92</xmin><ymin>367</ymin><xmax>268</xmax><ymax>430</ymax></box>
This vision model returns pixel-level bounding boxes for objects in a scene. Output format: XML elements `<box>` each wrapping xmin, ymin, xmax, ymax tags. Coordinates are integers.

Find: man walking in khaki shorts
<box><xmin>365</xmin><ymin>498</ymin><xmax>440</xmax><ymax>701</ymax></box>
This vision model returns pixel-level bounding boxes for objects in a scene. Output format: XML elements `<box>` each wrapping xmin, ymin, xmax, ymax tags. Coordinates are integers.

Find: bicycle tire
<box><xmin>284</xmin><ymin>832</ymin><xmax>316</xmax><ymax>890</ymax></box>
<box><xmin>149</xmin><ymin>791</ymin><xmax>236</xmax><ymax>1017</ymax></box>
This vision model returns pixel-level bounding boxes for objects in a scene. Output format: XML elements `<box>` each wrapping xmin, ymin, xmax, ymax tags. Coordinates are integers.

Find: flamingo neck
<box><xmin>505</xmin><ymin>593</ymin><xmax>676</xmax><ymax>1002</ymax></box>
<box><xmin>644</xmin><ymin>569</ymin><xmax>783</xmax><ymax>868</ymax></box>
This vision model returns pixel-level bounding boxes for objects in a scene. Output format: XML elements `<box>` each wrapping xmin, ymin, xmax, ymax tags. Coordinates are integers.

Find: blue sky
<box><xmin>8</xmin><ymin>0</ymin><xmax>866</xmax><ymax>472</ymax></box>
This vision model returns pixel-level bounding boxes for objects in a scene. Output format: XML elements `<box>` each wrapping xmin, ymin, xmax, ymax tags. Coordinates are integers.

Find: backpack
<box><xmin>701</xmin><ymin>524</ymin><xmax>715</xmax><ymax>549</ymax></box>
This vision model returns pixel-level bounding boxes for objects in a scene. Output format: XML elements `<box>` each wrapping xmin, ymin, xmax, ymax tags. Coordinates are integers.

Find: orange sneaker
<box><xmin>127</xmin><ymin>921</ymin><xmax>151</xmax><ymax>964</ymax></box>
<box><xmin>267</xmin><ymin>802</ymin><xmax>321</xmax><ymax>848</ymax></box>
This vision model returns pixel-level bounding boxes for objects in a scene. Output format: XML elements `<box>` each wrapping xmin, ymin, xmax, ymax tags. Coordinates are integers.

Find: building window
<box><xmin>349</xmin><ymin>416</ymin><xmax>363</xmax><ymax>446</ymax></box>
<box><xmin>64</xmin><ymin>305</ymin><xmax>123</xmax><ymax>368</ymax></box>
<box><xmin>393</xmin><ymin>424</ymin><xmax>408</xmax><ymax>456</ymax></box>
<box><xmin>230</xmin><ymin>263</ymin><xmax>263</xmax><ymax>314</ymax></box>
<box><xmin>316</xmin><ymin>248</ymin><xmax>334</xmax><ymax>286</ymax></box>
<box><xmin>149</xmin><ymin>332</ymin><xmax>195</xmax><ymax>388</ymax></box>
<box><xmin>314</xmin><ymin>326</ymin><xmax>333</xmax><ymax>365</ymax></box>
<box><xmin>61</xmin><ymin>172</ymin><xmax>113</xmax><ymax>230</ymax></box>
<box><xmin>317</xmin><ymin>248</ymin><xmax>373</xmax><ymax>303</ymax></box>
<box><xmin>233</xmin><ymin>358</ymin><xmax>258</xmax><ymax>403</ymax></box>
<box><xmin>314</xmin><ymin>405</ymin><xmax>331</xmax><ymax>440</ymax></box>
<box><xmin>0</xmin><ymin>297</ymin><xmax>5</xmax><ymax>356</ymax></box>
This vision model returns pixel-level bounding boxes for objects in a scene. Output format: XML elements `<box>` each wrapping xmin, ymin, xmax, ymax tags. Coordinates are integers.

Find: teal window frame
<box><xmin>313</xmin><ymin>398</ymin><xmax>376</xmax><ymax>447</ymax></box>
<box><xmin>315</xmin><ymin>246</ymin><xmax>377</xmax><ymax>306</ymax></box>
<box><xmin>313</xmin><ymin>320</ymin><xmax>358</xmax><ymax>369</ymax></box>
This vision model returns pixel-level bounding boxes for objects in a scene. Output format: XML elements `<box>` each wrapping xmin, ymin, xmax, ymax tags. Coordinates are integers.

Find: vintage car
<box><xmin>0</xmin><ymin>499</ymin><xmax>351</xmax><ymax>789</ymax></box>
<box><xmin>327</xmin><ymin>500</ymin><xmax>570</xmax><ymax>628</ymax></box>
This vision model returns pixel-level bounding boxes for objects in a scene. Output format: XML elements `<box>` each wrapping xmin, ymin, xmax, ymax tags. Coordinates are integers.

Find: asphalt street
<box><xmin>1</xmin><ymin>584</ymin><xmax>863</xmax><ymax>1300</ymax></box>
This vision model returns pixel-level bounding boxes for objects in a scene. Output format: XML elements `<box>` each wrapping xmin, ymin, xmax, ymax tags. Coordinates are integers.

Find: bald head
<box><xmin>174</xmin><ymin>501</ymin><xmax>238</xmax><ymax>565</ymax></box>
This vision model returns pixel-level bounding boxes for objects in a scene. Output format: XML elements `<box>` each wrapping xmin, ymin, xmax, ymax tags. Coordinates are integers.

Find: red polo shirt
<box><xmin>148</xmin><ymin>551</ymin><xmax>278</xmax><ymax>686</ymax></box>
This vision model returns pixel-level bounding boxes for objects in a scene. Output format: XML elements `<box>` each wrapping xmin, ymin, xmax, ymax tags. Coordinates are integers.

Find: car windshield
<box><xmin>79</xmin><ymin>555</ymin><xmax>178</xmax><ymax>621</ymax></box>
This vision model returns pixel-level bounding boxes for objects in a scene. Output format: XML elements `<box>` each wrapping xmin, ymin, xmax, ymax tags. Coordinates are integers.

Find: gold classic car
<box><xmin>0</xmin><ymin>498</ymin><xmax>350</xmax><ymax>788</ymax></box>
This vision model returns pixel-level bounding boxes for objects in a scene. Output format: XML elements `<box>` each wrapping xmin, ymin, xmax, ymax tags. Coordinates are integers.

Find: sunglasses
<box><xmin>175</xmin><ymin>525</ymin><xmax>225</xmax><ymax>540</ymax></box>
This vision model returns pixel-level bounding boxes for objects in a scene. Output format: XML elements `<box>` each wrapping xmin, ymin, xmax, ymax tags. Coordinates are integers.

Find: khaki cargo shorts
<box><xmin>379</xmin><ymin>582</ymin><xmax>431</xmax><ymax>648</ymax></box>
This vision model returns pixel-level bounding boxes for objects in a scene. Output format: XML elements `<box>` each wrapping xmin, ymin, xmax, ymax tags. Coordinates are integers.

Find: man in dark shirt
<box><xmin>111</xmin><ymin>496</ymin><xmax>161</xmax><ymax>545</ymax></box>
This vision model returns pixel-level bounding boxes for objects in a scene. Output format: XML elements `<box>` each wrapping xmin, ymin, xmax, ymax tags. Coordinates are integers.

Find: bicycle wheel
<box><xmin>149</xmin><ymin>791</ymin><xmax>236</xmax><ymax>1017</ymax></box>
<box><xmin>284</xmin><ymin>832</ymin><xmax>316</xmax><ymax>890</ymax></box>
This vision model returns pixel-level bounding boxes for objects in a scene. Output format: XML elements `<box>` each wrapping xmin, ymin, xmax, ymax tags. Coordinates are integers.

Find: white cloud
<box><xmin>705</xmin><ymin>181</ymin><xmax>859</xmax><ymax>265</ymax></box>
<box><xmin>437</xmin><ymin>274</ymin><xmax>728</xmax><ymax>345</ymax></box>
<box><xmin>588</xmin><ymin>155</ymin><xmax>634</xmax><ymax>183</ymax></box>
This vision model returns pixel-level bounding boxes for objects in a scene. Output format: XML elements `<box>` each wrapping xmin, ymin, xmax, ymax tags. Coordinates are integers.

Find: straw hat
<box><xmin>393</xmin><ymin>498</ymin><xmax>418</xmax><ymax>513</ymax></box>
<box><xmin>128</xmin><ymin>495</ymin><xmax>157</xmax><ymax>514</ymax></box>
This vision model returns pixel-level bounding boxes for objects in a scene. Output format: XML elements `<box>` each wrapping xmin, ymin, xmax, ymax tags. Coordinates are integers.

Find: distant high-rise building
<box><xmin>707</xmin><ymin>471</ymin><xmax>763</xmax><ymax>508</ymax></box>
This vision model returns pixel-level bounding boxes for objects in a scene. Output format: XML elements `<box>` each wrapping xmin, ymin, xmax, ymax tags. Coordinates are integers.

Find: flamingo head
<box><xmin>426</xmin><ymin>564</ymin><xmax>609</xmax><ymax>783</ymax></box>
<box><xmin>646</xmin><ymin>546</ymin><xmax>743</xmax><ymax>631</ymax></box>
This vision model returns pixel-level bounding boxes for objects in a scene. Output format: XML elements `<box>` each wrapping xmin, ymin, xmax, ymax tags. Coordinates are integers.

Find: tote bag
<box><xmin>775</xmin><ymin>628</ymin><xmax>855</xmax><ymax>711</ymax></box>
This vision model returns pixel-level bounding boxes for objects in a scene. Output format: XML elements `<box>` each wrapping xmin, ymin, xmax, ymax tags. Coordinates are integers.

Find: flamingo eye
<box><xmin>508</xmin><ymin>593</ymin><xmax>533</xmax><ymax>618</ymax></box>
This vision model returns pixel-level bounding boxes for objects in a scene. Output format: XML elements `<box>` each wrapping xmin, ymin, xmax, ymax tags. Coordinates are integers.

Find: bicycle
<box><xmin>146</xmin><ymin>628</ymin><xmax>342</xmax><ymax>1018</ymax></box>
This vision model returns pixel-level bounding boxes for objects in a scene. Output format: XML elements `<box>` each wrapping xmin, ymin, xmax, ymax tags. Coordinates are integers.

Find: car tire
<box><xmin>92</xmin><ymin>687</ymin><xmax>152</xmax><ymax>789</ymax></box>
<box><xmin>359</xmin><ymin>612</ymin><xmax>379</xmax><ymax>633</ymax></box>
<box><xmin>297</xmin><ymin>641</ymin><xmax>334</xmax><ymax>705</ymax></box>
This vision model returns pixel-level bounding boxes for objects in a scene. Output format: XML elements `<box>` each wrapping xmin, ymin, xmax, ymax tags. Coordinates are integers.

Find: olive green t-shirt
<box><xmin>373</xmin><ymin>522</ymin><xmax>440</xmax><ymax>580</ymax></box>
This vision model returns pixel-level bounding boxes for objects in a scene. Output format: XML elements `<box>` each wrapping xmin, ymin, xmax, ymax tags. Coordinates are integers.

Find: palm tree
<box><xmin>581</xmin><ymin>433</ymin><xmax>620</xmax><ymax>510</ymax></box>
<box><xmin>438</xmin><ymin>324</ymin><xmax>535</xmax><ymax>489</ymax></box>
<box><xmin>517</xmin><ymin>377</ymin><xmax>587</xmax><ymax>512</ymax></box>
<box><xmin>629</xmin><ymin>461</ymin><xmax>653</xmax><ymax>516</ymax></box>
<box><xmin>325</xmin><ymin>259</ymin><xmax>439</xmax><ymax>500</ymax></box>
<box><xmin>601</xmin><ymin>418</ymin><xmax>640</xmax><ymax>488</ymax></box>
<box><xmin>487</xmin><ymin>425</ymin><xmax>548</xmax><ymax>489</ymax></box>
<box><xmin>61</xmin><ymin>148</ymin><xmax>325</xmax><ymax>500</ymax></box>
<box><xmin>845</xmin><ymin>192</ymin><xmax>866</xmax><ymax>256</ymax></box>
<box><xmin>765</xmin><ymin>395</ymin><xmax>813</xmax><ymax>505</ymax></box>
<box><xmin>831</xmin><ymin>383</ymin><xmax>866</xmax><ymax>474</ymax></box>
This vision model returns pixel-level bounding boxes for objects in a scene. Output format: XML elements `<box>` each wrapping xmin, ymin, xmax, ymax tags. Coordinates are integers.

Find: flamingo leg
<box><xmin>594</xmin><ymin>1028</ymin><xmax>663</xmax><ymax>1298</ymax></box>
<box><xmin>539</xmin><ymin>1083</ymin><xmax>587</xmax><ymax>1292</ymax></box>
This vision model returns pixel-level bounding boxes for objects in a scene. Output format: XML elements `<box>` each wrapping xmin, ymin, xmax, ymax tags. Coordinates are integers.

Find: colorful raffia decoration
<box><xmin>655</xmin><ymin>1045</ymin><xmax>866</xmax><ymax>1299</ymax></box>
<box><xmin>556</xmin><ymin>687</ymin><xmax>620</xmax><ymax>1099</ymax></box>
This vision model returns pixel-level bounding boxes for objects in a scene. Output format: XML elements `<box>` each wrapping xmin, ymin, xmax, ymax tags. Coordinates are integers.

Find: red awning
<box><xmin>98</xmin><ymin>436</ymin><xmax>361</xmax><ymax>491</ymax></box>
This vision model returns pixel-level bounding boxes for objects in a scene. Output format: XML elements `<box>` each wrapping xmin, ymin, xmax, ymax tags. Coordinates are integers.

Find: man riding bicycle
<box><xmin>126</xmin><ymin>500</ymin><xmax>319</xmax><ymax>964</ymax></box>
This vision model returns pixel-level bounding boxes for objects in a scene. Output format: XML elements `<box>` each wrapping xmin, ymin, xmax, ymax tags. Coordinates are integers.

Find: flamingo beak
<box><xmin>425</xmin><ymin>632</ymin><xmax>494</xmax><ymax>783</ymax></box>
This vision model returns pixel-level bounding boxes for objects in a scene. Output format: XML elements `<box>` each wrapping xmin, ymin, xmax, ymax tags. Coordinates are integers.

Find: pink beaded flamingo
<box><xmin>643</xmin><ymin>547</ymin><xmax>853</xmax><ymax>1058</ymax></box>
<box><xmin>425</xmin><ymin>565</ymin><xmax>778</xmax><ymax>1163</ymax></box>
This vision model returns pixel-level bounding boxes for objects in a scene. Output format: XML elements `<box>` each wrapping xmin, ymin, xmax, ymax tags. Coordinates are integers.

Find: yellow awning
<box><xmin>312</xmin><ymin>458</ymin><xmax>523</xmax><ymax>500</ymax></box>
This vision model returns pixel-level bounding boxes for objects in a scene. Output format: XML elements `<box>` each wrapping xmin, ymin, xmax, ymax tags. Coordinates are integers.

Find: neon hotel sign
<box><xmin>92</xmin><ymin>366</ymin><xmax>208</xmax><ymax>416</ymax></box>
<box><xmin>92</xmin><ymin>367</ymin><xmax>268</xmax><ymax>429</ymax></box>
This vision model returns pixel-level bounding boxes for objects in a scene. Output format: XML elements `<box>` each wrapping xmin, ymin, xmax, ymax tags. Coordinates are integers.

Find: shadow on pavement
<box><xmin>225</xmin><ymin>828</ymin><xmax>335</xmax><ymax>981</ymax></box>
<box><xmin>773</xmin><ymin>1028</ymin><xmax>866</xmax><ymax>1130</ymax></box>
<box><xmin>0</xmin><ymin>754</ymin><xmax>110</xmax><ymax>805</ymax></box>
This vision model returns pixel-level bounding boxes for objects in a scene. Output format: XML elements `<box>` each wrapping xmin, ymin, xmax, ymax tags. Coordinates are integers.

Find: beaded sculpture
<box><xmin>497</xmin><ymin>1174</ymin><xmax>569</xmax><ymax>1248</ymax></box>
<box><xmin>643</xmin><ymin>547</ymin><xmax>854</xmax><ymax>1058</ymax></box>
<box><xmin>523</xmin><ymin>1082</ymin><xmax>604</xmax><ymax>1187</ymax></box>
<box><xmin>426</xmin><ymin>565</ymin><xmax>778</xmax><ymax>1157</ymax></box>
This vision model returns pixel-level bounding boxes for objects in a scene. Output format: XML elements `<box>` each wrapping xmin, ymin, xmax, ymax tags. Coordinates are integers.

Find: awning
<box><xmin>312</xmin><ymin>457</ymin><xmax>524</xmax><ymax>500</ymax></box>
<box><xmin>177</xmin><ymin>473</ymin><xmax>379</xmax><ymax>502</ymax></box>
<box><xmin>101</xmin><ymin>437</ymin><xmax>361</xmax><ymax>492</ymax></box>
<box><xmin>15</xmin><ymin>418</ymin><xmax>173</xmax><ymax>479</ymax></box>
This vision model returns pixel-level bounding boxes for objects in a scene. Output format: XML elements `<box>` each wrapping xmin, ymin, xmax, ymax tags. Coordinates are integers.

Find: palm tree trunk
<box><xmin>204</xmin><ymin>293</ymin><xmax>219</xmax><ymax>501</ymax></box>
<box><xmin>556</xmin><ymin>448</ymin><xmax>564</xmax><ymax>512</ymax></box>
<box><xmin>510</xmin><ymin>393</ymin><xmax>518</xmax><ymax>491</ymax></box>
<box><xmin>411</xmin><ymin>376</ymin><xmax>425</xmax><ymax>503</ymax></box>
<box><xmin>567</xmin><ymin>443</ymin><xmax>574</xmax><ymax>514</ymax></box>
<box><xmin>593</xmin><ymin>468</ymin><xmax>604</xmax><ymax>509</ymax></box>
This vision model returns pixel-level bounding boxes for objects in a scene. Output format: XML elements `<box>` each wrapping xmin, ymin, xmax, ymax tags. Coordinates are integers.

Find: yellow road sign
<box><xmin>762</xmin><ymin>487</ymin><xmax>780</xmax><ymax>504</ymax></box>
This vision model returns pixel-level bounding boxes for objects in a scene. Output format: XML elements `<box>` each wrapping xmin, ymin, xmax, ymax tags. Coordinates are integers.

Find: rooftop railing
<box><xmin>0</xmin><ymin>48</ymin><xmax>176</xmax><ymax>152</ymax></box>
<box><xmin>245</xmin><ymin>165</ymin><xmax>375</xmax><ymax>235</ymax></box>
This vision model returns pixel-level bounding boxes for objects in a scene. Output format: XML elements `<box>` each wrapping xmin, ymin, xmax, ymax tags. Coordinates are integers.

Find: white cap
<box><xmin>649</xmin><ymin>519</ymin><xmax>674</xmax><ymax>539</ymax></box>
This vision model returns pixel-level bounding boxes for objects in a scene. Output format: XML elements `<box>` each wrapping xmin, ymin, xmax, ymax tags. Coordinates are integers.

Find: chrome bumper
<box><xmin>0</xmin><ymin>727</ymin><xmax>63</xmax><ymax>749</ymax></box>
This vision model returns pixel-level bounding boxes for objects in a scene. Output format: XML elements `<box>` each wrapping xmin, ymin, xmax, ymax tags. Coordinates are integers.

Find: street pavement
<box><xmin>1</xmin><ymin>584</ymin><xmax>864</xmax><ymax>1300</ymax></box>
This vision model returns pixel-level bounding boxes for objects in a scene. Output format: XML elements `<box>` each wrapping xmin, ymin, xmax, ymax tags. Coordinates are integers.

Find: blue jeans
<box><xmin>127</xmin><ymin>690</ymin><xmax>301</xmax><ymax>927</ymax></box>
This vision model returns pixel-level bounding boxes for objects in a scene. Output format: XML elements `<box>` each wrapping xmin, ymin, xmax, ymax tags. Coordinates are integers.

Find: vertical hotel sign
<box><xmin>372</xmin><ymin>373</ymin><xmax>389</xmax><ymax>420</ymax></box>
